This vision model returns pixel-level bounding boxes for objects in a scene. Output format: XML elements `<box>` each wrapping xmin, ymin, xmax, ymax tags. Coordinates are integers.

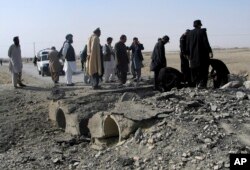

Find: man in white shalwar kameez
<box><xmin>8</xmin><ymin>36</ymin><xmax>26</xmax><ymax>88</ymax></box>
<box><xmin>62</xmin><ymin>34</ymin><xmax>77</xmax><ymax>86</ymax></box>
<box><xmin>103</xmin><ymin>37</ymin><xmax>116</xmax><ymax>83</ymax></box>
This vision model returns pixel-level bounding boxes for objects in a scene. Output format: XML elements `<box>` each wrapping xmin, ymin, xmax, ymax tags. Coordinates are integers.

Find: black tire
<box><xmin>39</xmin><ymin>71</ymin><xmax>41</xmax><ymax>75</ymax></box>
<box><xmin>42</xmin><ymin>71</ymin><xmax>44</xmax><ymax>77</ymax></box>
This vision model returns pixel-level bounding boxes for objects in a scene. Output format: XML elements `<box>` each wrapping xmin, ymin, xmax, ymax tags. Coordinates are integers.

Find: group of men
<box><xmin>8</xmin><ymin>20</ymin><xmax>226</xmax><ymax>90</ymax></box>
<box><xmin>151</xmin><ymin>19</ymin><xmax>215</xmax><ymax>91</ymax></box>
<box><xmin>71</xmin><ymin>28</ymin><xmax>145</xmax><ymax>89</ymax></box>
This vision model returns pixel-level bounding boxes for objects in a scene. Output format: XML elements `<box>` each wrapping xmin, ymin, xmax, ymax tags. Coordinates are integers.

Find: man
<box><xmin>103</xmin><ymin>37</ymin><xmax>115</xmax><ymax>83</ymax></box>
<box><xmin>150</xmin><ymin>35</ymin><xmax>169</xmax><ymax>90</ymax></box>
<box><xmin>48</xmin><ymin>46</ymin><xmax>60</xmax><ymax>84</ymax></box>
<box><xmin>186</xmin><ymin>20</ymin><xmax>213</xmax><ymax>88</ymax></box>
<box><xmin>180</xmin><ymin>29</ymin><xmax>193</xmax><ymax>86</ymax></box>
<box><xmin>8</xmin><ymin>36</ymin><xmax>26</xmax><ymax>88</ymax></box>
<box><xmin>62</xmin><ymin>34</ymin><xmax>77</xmax><ymax>86</ymax></box>
<box><xmin>80</xmin><ymin>45</ymin><xmax>87</xmax><ymax>71</ymax></box>
<box><xmin>129</xmin><ymin>37</ymin><xmax>144</xmax><ymax>85</ymax></box>
<box><xmin>209</xmin><ymin>58</ymin><xmax>230</xmax><ymax>88</ymax></box>
<box><xmin>33</xmin><ymin>55</ymin><xmax>37</xmax><ymax>66</ymax></box>
<box><xmin>114</xmin><ymin>35</ymin><xmax>129</xmax><ymax>86</ymax></box>
<box><xmin>87</xmin><ymin>28</ymin><xmax>102</xmax><ymax>89</ymax></box>
<box><xmin>158</xmin><ymin>67</ymin><xmax>184</xmax><ymax>92</ymax></box>
<box><xmin>81</xmin><ymin>45</ymin><xmax>90</xmax><ymax>84</ymax></box>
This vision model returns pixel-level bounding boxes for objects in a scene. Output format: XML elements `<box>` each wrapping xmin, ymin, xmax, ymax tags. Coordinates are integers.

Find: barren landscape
<box><xmin>0</xmin><ymin>48</ymin><xmax>250</xmax><ymax>170</ymax></box>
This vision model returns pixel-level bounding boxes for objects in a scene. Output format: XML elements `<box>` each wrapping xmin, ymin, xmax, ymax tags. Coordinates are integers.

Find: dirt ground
<box><xmin>0</xmin><ymin>48</ymin><xmax>250</xmax><ymax>170</ymax></box>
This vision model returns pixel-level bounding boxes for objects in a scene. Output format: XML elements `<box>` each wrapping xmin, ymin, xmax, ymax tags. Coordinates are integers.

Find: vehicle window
<box><xmin>41</xmin><ymin>55</ymin><xmax>48</xmax><ymax>61</ymax></box>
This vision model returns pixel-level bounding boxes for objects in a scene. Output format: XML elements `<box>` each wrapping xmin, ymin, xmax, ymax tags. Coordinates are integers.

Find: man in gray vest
<box><xmin>62</xmin><ymin>34</ymin><xmax>77</xmax><ymax>86</ymax></box>
<box><xmin>103</xmin><ymin>37</ymin><xmax>115</xmax><ymax>83</ymax></box>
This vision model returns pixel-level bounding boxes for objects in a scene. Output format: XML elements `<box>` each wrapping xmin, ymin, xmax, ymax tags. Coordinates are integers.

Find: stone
<box><xmin>148</xmin><ymin>138</ymin><xmax>155</xmax><ymax>144</ymax></box>
<box><xmin>243</xmin><ymin>81</ymin><xmax>250</xmax><ymax>89</ymax></box>
<box><xmin>203</xmin><ymin>125</ymin><xmax>209</xmax><ymax>131</ymax></box>
<box><xmin>221</xmin><ymin>113</ymin><xmax>231</xmax><ymax>118</ymax></box>
<box><xmin>204</xmin><ymin>138</ymin><xmax>212</xmax><ymax>143</ymax></box>
<box><xmin>53</xmin><ymin>158</ymin><xmax>60</xmax><ymax>164</ymax></box>
<box><xmin>195</xmin><ymin>156</ymin><xmax>204</xmax><ymax>161</ymax></box>
<box><xmin>134</xmin><ymin>128</ymin><xmax>143</xmax><ymax>142</ymax></box>
<box><xmin>220</xmin><ymin>81</ymin><xmax>243</xmax><ymax>89</ymax></box>
<box><xmin>73</xmin><ymin>162</ymin><xmax>80</xmax><ymax>167</ymax></box>
<box><xmin>211</xmin><ymin>105</ymin><xmax>217</xmax><ymax>112</ymax></box>
<box><xmin>95</xmin><ymin>151</ymin><xmax>102</xmax><ymax>158</ymax></box>
<box><xmin>213</xmin><ymin>165</ymin><xmax>219</xmax><ymax>170</ymax></box>
<box><xmin>224</xmin><ymin>163</ymin><xmax>230</xmax><ymax>168</ymax></box>
<box><xmin>236</xmin><ymin>91</ymin><xmax>247</xmax><ymax>100</ymax></box>
<box><xmin>182</xmin><ymin>153</ymin><xmax>188</xmax><ymax>158</ymax></box>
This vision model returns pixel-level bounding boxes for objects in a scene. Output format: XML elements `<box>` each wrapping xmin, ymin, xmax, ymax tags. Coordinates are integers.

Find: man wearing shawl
<box><xmin>87</xmin><ymin>28</ymin><xmax>102</xmax><ymax>89</ymax></box>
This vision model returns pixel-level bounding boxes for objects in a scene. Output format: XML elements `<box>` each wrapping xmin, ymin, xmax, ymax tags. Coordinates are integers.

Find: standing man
<box><xmin>62</xmin><ymin>34</ymin><xmax>77</xmax><ymax>86</ymax></box>
<box><xmin>114</xmin><ymin>35</ymin><xmax>129</xmax><ymax>86</ymax></box>
<box><xmin>186</xmin><ymin>20</ymin><xmax>213</xmax><ymax>88</ymax></box>
<box><xmin>80</xmin><ymin>45</ymin><xmax>87</xmax><ymax>71</ymax></box>
<box><xmin>150</xmin><ymin>35</ymin><xmax>169</xmax><ymax>90</ymax></box>
<box><xmin>129</xmin><ymin>37</ymin><xmax>144</xmax><ymax>84</ymax></box>
<box><xmin>48</xmin><ymin>46</ymin><xmax>60</xmax><ymax>84</ymax></box>
<box><xmin>8</xmin><ymin>36</ymin><xmax>26</xmax><ymax>88</ymax></box>
<box><xmin>87</xmin><ymin>28</ymin><xmax>102</xmax><ymax>89</ymax></box>
<box><xmin>103</xmin><ymin>37</ymin><xmax>115</xmax><ymax>83</ymax></box>
<box><xmin>180</xmin><ymin>29</ymin><xmax>193</xmax><ymax>86</ymax></box>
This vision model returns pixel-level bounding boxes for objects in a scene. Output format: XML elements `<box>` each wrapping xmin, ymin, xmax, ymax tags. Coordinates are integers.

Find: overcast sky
<box><xmin>1</xmin><ymin>0</ymin><xmax>250</xmax><ymax>58</ymax></box>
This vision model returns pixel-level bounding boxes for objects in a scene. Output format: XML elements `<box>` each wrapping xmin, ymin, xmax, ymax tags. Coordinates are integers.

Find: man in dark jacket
<box><xmin>115</xmin><ymin>35</ymin><xmax>129</xmax><ymax>86</ymax></box>
<box><xmin>129</xmin><ymin>37</ymin><xmax>144</xmax><ymax>84</ymax></box>
<box><xmin>186</xmin><ymin>20</ymin><xmax>213</xmax><ymax>88</ymax></box>
<box><xmin>180</xmin><ymin>29</ymin><xmax>193</xmax><ymax>86</ymax></box>
<box><xmin>150</xmin><ymin>35</ymin><xmax>169</xmax><ymax>90</ymax></box>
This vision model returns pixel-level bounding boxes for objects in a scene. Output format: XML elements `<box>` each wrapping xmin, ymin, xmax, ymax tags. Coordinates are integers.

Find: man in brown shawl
<box><xmin>48</xmin><ymin>46</ymin><xmax>60</xmax><ymax>84</ymax></box>
<box><xmin>87</xmin><ymin>28</ymin><xmax>102</xmax><ymax>89</ymax></box>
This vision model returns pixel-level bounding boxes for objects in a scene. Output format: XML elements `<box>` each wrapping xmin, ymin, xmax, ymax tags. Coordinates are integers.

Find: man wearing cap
<box><xmin>8</xmin><ymin>36</ymin><xmax>26</xmax><ymax>88</ymax></box>
<box><xmin>103</xmin><ymin>37</ymin><xmax>115</xmax><ymax>83</ymax></box>
<box><xmin>62</xmin><ymin>34</ymin><xmax>77</xmax><ymax>86</ymax></box>
<box><xmin>114</xmin><ymin>35</ymin><xmax>130</xmax><ymax>86</ymax></box>
<box><xmin>48</xmin><ymin>46</ymin><xmax>60</xmax><ymax>84</ymax></box>
<box><xmin>150</xmin><ymin>35</ymin><xmax>169</xmax><ymax>90</ymax></box>
<box><xmin>87</xmin><ymin>28</ymin><xmax>102</xmax><ymax>89</ymax></box>
<box><xmin>186</xmin><ymin>20</ymin><xmax>213</xmax><ymax>88</ymax></box>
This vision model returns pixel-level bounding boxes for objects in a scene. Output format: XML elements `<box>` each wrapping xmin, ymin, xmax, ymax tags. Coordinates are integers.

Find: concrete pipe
<box><xmin>49</xmin><ymin>100</ymin><xmax>91</xmax><ymax>136</ymax></box>
<box><xmin>88</xmin><ymin>112</ymin><xmax>139</xmax><ymax>146</ymax></box>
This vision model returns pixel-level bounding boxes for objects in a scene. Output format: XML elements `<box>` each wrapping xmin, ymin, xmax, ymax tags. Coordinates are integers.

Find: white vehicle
<box><xmin>37</xmin><ymin>49</ymin><xmax>52</xmax><ymax>76</ymax></box>
<box><xmin>37</xmin><ymin>48</ymin><xmax>64</xmax><ymax>76</ymax></box>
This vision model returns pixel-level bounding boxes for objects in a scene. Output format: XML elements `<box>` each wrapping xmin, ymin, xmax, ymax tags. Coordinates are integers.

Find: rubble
<box><xmin>1</xmin><ymin>77</ymin><xmax>250</xmax><ymax>169</ymax></box>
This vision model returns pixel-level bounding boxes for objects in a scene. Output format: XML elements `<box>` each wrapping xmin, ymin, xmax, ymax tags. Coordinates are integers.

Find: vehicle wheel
<box><xmin>39</xmin><ymin>71</ymin><xmax>41</xmax><ymax>75</ymax></box>
<box><xmin>42</xmin><ymin>71</ymin><xmax>44</xmax><ymax>77</ymax></box>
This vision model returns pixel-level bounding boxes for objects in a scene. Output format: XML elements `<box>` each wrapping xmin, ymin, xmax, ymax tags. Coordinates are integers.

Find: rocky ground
<box><xmin>0</xmin><ymin>64</ymin><xmax>250</xmax><ymax>170</ymax></box>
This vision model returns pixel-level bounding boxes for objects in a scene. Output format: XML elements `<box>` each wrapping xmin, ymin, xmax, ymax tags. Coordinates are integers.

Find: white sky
<box><xmin>1</xmin><ymin>0</ymin><xmax>250</xmax><ymax>58</ymax></box>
